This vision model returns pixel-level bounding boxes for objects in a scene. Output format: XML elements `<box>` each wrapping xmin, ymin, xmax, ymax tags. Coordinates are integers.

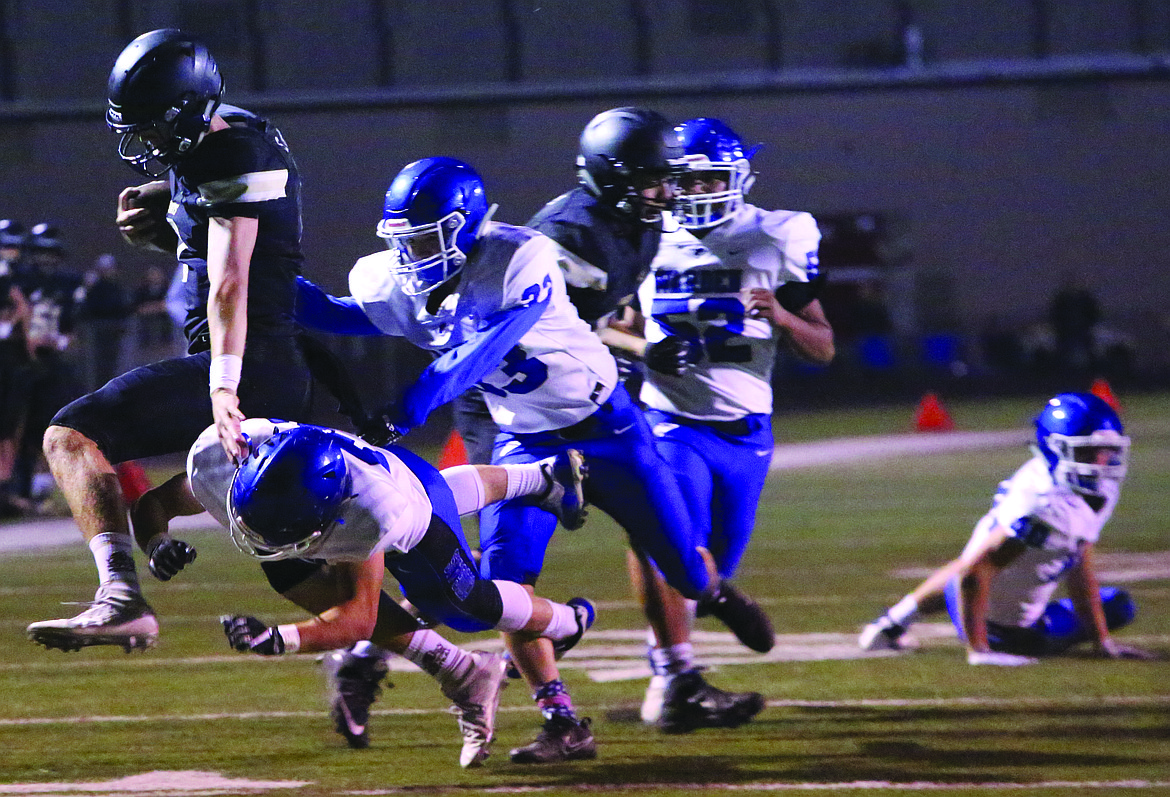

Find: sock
<box><xmin>89</xmin><ymin>532</ymin><xmax>140</xmax><ymax>593</ymax></box>
<box><xmin>503</xmin><ymin>462</ymin><xmax>547</xmax><ymax>501</ymax></box>
<box><xmin>402</xmin><ymin>629</ymin><xmax>474</xmax><ymax>689</ymax></box>
<box><xmin>887</xmin><ymin>595</ymin><xmax>920</xmax><ymax>628</ymax></box>
<box><xmin>538</xmin><ymin>601</ymin><xmax>579</xmax><ymax>642</ymax></box>
<box><xmin>650</xmin><ymin>643</ymin><xmax>695</xmax><ymax>677</ymax></box>
<box><xmin>493</xmin><ymin>579</ymin><xmax>535</xmax><ymax>631</ymax></box>
<box><xmin>534</xmin><ymin>679</ymin><xmax>576</xmax><ymax>720</ymax></box>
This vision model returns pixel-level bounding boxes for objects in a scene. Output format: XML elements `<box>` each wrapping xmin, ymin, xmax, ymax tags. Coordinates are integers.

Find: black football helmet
<box><xmin>27</xmin><ymin>223</ymin><xmax>63</xmax><ymax>255</ymax></box>
<box><xmin>576</xmin><ymin>106</ymin><xmax>685</xmax><ymax>224</ymax></box>
<box><xmin>106</xmin><ymin>29</ymin><xmax>224</xmax><ymax>177</ymax></box>
<box><xmin>0</xmin><ymin>219</ymin><xmax>25</xmax><ymax>250</ymax></box>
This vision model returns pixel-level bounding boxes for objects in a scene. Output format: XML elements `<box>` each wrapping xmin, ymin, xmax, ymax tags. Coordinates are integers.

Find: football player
<box><xmin>130</xmin><ymin>418</ymin><xmax>590</xmax><ymax>765</ymax></box>
<box><xmin>295</xmin><ymin>155</ymin><xmax>774</xmax><ymax>763</ymax></box>
<box><xmin>27</xmin><ymin>30</ymin><xmax>319</xmax><ymax>654</ymax></box>
<box><xmin>859</xmin><ymin>392</ymin><xmax>1158</xmax><ymax>664</ymax></box>
<box><xmin>603</xmin><ymin>117</ymin><xmax>835</xmax><ymax>731</ymax></box>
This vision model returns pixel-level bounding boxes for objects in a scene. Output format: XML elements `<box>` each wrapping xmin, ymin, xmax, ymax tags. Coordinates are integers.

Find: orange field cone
<box><xmin>1090</xmin><ymin>377</ymin><xmax>1121</xmax><ymax>413</ymax></box>
<box><xmin>115</xmin><ymin>461</ymin><xmax>153</xmax><ymax>505</ymax></box>
<box><xmin>915</xmin><ymin>391</ymin><xmax>955</xmax><ymax>432</ymax></box>
<box><xmin>438</xmin><ymin>430</ymin><xmax>469</xmax><ymax>469</ymax></box>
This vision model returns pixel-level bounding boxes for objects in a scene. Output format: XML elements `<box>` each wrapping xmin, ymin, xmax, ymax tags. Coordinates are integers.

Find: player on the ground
<box><xmin>27</xmin><ymin>29</ymin><xmax>323</xmax><ymax>654</ymax></box>
<box><xmin>608</xmin><ymin>117</ymin><xmax>835</xmax><ymax>731</ymax></box>
<box><xmin>131</xmin><ymin>417</ymin><xmax>593</xmax><ymax>766</ymax></box>
<box><xmin>295</xmin><ymin>155</ymin><xmax>774</xmax><ymax>763</ymax></box>
<box><xmin>859</xmin><ymin>392</ymin><xmax>1158</xmax><ymax>664</ymax></box>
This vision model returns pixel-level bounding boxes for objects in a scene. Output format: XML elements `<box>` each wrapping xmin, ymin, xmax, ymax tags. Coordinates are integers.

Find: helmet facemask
<box><xmin>674</xmin><ymin>155</ymin><xmax>754</xmax><ymax>229</ymax></box>
<box><xmin>377</xmin><ymin>210</ymin><xmax>469</xmax><ymax>296</ymax></box>
<box><xmin>109</xmin><ymin>95</ymin><xmax>219</xmax><ymax>178</ymax></box>
<box><xmin>1043</xmin><ymin>429</ymin><xmax>1130</xmax><ymax>496</ymax></box>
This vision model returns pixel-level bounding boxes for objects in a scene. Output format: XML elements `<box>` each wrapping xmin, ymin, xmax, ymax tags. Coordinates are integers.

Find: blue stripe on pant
<box><xmin>477</xmin><ymin>384</ymin><xmax>710</xmax><ymax>597</ymax></box>
<box><xmin>643</xmin><ymin>409</ymin><xmax>773</xmax><ymax>579</ymax></box>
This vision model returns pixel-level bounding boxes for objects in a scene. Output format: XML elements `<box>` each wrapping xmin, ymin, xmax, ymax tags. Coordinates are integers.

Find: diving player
<box><xmin>859</xmin><ymin>392</ymin><xmax>1158</xmax><ymax>664</ymax></box>
<box><xmin>607</xmin><ymin>117</ymin><xmax>835</xmax><ymax>731</ymax></box>
<box><xmin>295</xmin><ymin>155</ymin><xmax>775</xmax><ymax>762</ymax></box>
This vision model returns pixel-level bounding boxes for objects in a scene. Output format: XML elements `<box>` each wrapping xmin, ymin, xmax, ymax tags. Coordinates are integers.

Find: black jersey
<box><xmin>170</xmin><ymin>104</ymin><xmax>303</xmax><ymax>348</ymax></box>
<box><xmin>526</xmin><ymin>188</ymin><xmax>660</xmax><ymax>325</ymax></box>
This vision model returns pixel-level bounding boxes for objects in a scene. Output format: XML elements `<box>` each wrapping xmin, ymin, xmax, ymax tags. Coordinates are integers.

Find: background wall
<box><xmin>2</xmin><ymin>0</ymin><xmax>1168</xmax><ymax>391</ymax></box>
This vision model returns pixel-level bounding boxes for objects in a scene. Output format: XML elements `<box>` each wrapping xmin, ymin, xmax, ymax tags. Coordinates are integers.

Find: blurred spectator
<box><xmin>77</xmin><ymin>254</ymin><xmax>132</xmax><ymax>390</ymax></box>
<box><xmin>10</xmin><ymin>223</ymin><xmax>84</xmax><ymax>513</ymax></box>
<box><xmin>0</xmin><ymin>220</ymin><xmax>32</xmax><ymax>516</ymax></box>
<box><xmin>131</xmin><ymin>264</ymin><xmax>178</xmax><ymax>362</ymax></box>
<box><xmin>1049</xmin><ymin>274</ymin><xmax>1100</xmax><ymax>372</ymax></box>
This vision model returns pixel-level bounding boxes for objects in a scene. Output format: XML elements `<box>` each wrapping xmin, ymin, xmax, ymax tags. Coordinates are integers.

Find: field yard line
<box><xmin>3</xmin><ymin>694</ymin><xmax>1168</xmax><ymax>727</ymax></box>
<box><xmin>768</xmin><ymin>429</ymin><xmax>1027</xmax><ymax>471</ymax></box>
<box><xmin>345</xmin><ymin>780</ymin><xmax>1170</xmax><ymax>793</ymax></box>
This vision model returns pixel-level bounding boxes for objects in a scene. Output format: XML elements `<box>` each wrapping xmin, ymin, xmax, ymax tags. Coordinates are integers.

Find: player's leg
<box><xmin>1033</xmin><ymin>587</ymin><xmax>1136</xmax><ymax>654</ymax></box>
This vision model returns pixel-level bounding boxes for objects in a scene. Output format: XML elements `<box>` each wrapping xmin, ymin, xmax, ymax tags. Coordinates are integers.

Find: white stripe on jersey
<box><xmin>197</xmin><ymin>169</ymin><xmax>289</xmax><ymax>206</ymax></box>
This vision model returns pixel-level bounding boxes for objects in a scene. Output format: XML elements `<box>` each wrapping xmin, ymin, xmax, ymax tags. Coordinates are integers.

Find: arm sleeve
<box><xmin>295</xmin><ymin>276</ymin><xmax>384</xmax><ymax>336</ymax></box>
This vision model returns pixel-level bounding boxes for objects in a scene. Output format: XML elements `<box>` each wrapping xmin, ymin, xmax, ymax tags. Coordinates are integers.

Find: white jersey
<box><xmin>349</xmin><ymin>222</ymin><xmax>618</xmax><ymax>434</ymax></box>
<box><xmin>638</xmin><ymin>205</ymin><xmax>821</xmax><ymax>420</ymax></box>
<box><xmin>960</xmin><ymin>456</ymin><xmax>1120</xmax><ymax>628</ymax></box>
<box><xmin>187</xmin><ymin>419</ymin><xmax>434</xmax><ymax>562</ymax></box>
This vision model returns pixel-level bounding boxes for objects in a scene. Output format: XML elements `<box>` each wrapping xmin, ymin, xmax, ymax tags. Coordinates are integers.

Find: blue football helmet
<box><xmin>376</xmin><ymin>157</ymin><xmax>492</xmax><ymax>296</ymax></box>
<box><xmin>673</xmin><ymin>117</ymin><xmax>757</xmax><ymax>230</ymax></box>
<box><xmin>106</xmin><ymin>29</ymin><xmax>224</xmax><ymax>177</ymax></box>
<box><xmin>227</xmin><ymin>425</ymin><xmax>353</xmax><ymax>560</ymax></box>
<box><xmin>1034</xmin><ymin>392</ymin><xmax>1129</xmax><ymax>496</ymax></box>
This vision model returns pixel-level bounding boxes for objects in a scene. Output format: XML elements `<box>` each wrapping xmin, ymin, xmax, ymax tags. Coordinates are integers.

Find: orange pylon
<box><xmin>1090</xmin><ymin>377</ymin><xmax>1121</xmax><ymax>413</ymax></box>
<box><xmin>915</xmin><ymin>391</ymin><xmax>955</xmax><ymax>432</ymax></box>
<box><xmin>438</xmin><ymin>430</ymin><xmax>469</xmax><ymax>469</ymax></box>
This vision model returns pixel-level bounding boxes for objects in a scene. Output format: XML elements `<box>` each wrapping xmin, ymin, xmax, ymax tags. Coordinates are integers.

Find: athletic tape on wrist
<box><xmin>209</xmin><ymin>354</ymin><xmax>243</xmax><ymax>395</ymax></box>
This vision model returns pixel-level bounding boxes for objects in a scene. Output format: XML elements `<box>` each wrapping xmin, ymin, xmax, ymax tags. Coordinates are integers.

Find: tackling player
<box><xmin>606</xmin><ymin>117</ymin><xmax>835</xmax><ymax>731</ymax></box>
<box><xmin>27</xmin><ymin>30</ymin><xmax>320</xmax><ymax>654</ymax></box>
<box><xmin>130</xmin><ymin>418</ymin><xmax>593</xmax><ymax>767</ymax></box>
<box><xmin>859</xmin><ymin>392</ymin><xmax>1158</xmax><ymax>664</ymax></box>
<box><xmin>295</xmin><ymin>155</ymin><xmax>775</xmax><ymax>763</ymax></box>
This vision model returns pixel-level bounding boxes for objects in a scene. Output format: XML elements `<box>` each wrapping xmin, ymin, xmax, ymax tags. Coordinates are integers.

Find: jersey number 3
<box><xmin>479</xmin><ymin>346</ymin><xmax>548</xmax><ymax>397</ymax></box>
<box><xmin>652</xmin><ymin>297</ymin><xmax>751</xmax><ymax>364</ymax></box>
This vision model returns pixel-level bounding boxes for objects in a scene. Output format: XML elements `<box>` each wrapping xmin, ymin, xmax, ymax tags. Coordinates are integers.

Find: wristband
<box><xmin>209</xmin><ymin>354</ymin><xmax>243</xmax><ymax>395</ymax></box>
<box><xmin>276</xmin><ymin>623</ymin><xmax>301</xmax><ymax>654</ymax></box>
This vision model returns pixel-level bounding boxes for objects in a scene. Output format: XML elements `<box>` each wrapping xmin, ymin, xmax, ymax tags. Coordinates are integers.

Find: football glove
<box><xmin>644</xmin><ymin>336</ymin><xmax>695</xmax><ymax>376</ymax></box>
<box><xmin>145</xmin><ymin>534</ymin><xmax>197</xmax><ymax>582</ymax></box>
<box><xmin>359</xmin><ymin>410</ymin><xmax>409</xmax><ymax>448</ymax></box>
<box><xmin>221</xmin><ymin>614</ymin><xmax>287</xmax><ymax>655</ymax></box>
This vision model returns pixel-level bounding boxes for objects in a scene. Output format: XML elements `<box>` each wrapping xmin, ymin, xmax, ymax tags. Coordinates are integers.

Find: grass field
<box><xmin>1</xmin><ymin>392</ymin><xmax>1167</xmax><ymax>796</ymax></box>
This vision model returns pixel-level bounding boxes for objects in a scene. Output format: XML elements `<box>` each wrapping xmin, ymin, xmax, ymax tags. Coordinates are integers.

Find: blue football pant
<box><xmin>477</xmin><ymin>384</ymin><xmax>709</xmax><ymax>598</ymax></box>
<box><xmin>643</xmin><ymin>409</ymin><xmax>773</xmax><ymax>579</ymax></box>
<box><xmin>944</xmin><ymin>581</ymin><xmax>1135</xmax><ymax>656</ymax></box>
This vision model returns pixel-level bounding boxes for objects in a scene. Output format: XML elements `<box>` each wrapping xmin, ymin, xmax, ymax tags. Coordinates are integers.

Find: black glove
<box><xmin>145</xmin><ymin>535</ymin><xmax>197</xmax><ymax>581</ymax></box>
<box><xmin>220</xmin><ymin>614</ymin><xmax>286</xmax><ymax>655</ymax></box>
<box><xmin>359</xmin><ymin>408</ymin><xmax>409</xmax><ymax>448</ymax></box>
<box><xmin>644</xmin><ymin>336</ymin><xmax>695</xmax><ymax>376</ymax></box>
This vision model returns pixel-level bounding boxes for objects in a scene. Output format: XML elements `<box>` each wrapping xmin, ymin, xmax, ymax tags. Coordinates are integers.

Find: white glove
<box><xmin>967</xmin><ymin>649</ymin><xmax>1038</xmax><ymax>666</ymax></box>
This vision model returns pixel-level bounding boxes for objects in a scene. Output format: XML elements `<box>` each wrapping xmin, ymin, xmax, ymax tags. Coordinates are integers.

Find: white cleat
<box><xmin>967</xmin><ymin>650</ymin><xmax>1039</xmax><ymax>666</ymax></box>
<box><xmin>27</xmin><ymin>586</ymin><xmax>159</xmax><ymax>653</ymax></box>
<box><xmin>641</xmin><ymin>674</ymin><xmax>668</xmax><ymax>725</ymax></box>
<box><xmin>444</xmin><ymin>651</ymin><xmax>508</xmax><ymax>768</ymax></box>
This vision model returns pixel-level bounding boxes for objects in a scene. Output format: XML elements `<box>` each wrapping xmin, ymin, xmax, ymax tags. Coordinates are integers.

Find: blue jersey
<box><xmin>170</xmin><ymin>105</ymin><xmax>303</xmax><ymax>348</ymax></box>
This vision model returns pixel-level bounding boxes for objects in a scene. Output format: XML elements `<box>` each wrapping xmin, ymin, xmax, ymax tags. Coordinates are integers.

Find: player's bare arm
<box><xmin>744</xmin><ymin>289</ymin><xmax>835</xmax><ymax>365</ymax></box>
<box><xmin>207</xmin><ymin>214</ymin><xmax>258</xmax><ymax>460</ymax></box>
<box><xmin>116</xmin><ymin>180</ymin><xmax>176</xmax><ymax>252</ymax></box>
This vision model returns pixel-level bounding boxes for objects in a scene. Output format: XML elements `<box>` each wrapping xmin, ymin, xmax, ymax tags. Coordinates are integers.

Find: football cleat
<box><xmin>442</xmin><ymin>651</ymin><xmax>509</xmax><ymax>768</ymax></box>
<box><xmin>858</xmin><ymin>617</ymin><xmax>912</xmax><ymax>651</ymax></box>
<box><xmin>509</xmin><ymin>714</ymin><xmax>597</xmax><ymax>764</ymax></box>
<box><xmin>696</xmin><ymin>579</ymin><xmax>774</xmax><ymax>653</ymax></box>
<box><xmin>552</xmin><ymin>597</ymin><xmax>595</xmax><ymax>660</ymax></box>
<box><xmin>26</xmin><ymin>586</ymin><xmax>158</xmax><ymax>653</ymax></box>
<box><xmin>658</xmin><ymin>670</ymin><xmax>765</xmax><ymax>734</ymax></box>
<box><xmin>535</xmin><ymin>449</ymin><xmax>588</xmax><ymax>530</ymax></box>
<box><xmin>640</xmin><ymin>674</ymin><xmax>669</xmax><ymax>724</ymax></box>
<box><xmin>322</xmin><ymin>647</ymin><xmax>391</xmax><ymax>749</ymax></box>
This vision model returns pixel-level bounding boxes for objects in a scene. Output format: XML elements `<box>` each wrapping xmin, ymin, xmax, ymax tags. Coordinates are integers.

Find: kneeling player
<box><xmin>860</xmin><ymin>392</ymin><xmax>1158</xmax><ymax>664</ymax></box>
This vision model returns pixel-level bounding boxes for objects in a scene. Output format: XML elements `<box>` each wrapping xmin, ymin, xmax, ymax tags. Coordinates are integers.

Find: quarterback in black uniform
<box><xmin>27</xmin><ymin>29</ymin><xmax>317</xmax><ymax>653</ymax></box>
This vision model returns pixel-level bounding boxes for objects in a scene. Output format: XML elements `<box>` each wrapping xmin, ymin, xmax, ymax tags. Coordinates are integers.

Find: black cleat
<box><xmin>697</xmin><ymin>579</ymin><xmax>774</xmax><ymax>653</ymax></box>
<box><xmin>322</xmin><ymin>648</ymin><xmax>391</xmax><ymax>749</ymax></box>
<box><xmin>509</xmin><ymin>715</ymin><xmax>597</xmax><ymax>764</ymax></box>
<box><xmin>658</xmin><ymin>670</ymin><xmax>765</xmax><ymax>734</ymax></box>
